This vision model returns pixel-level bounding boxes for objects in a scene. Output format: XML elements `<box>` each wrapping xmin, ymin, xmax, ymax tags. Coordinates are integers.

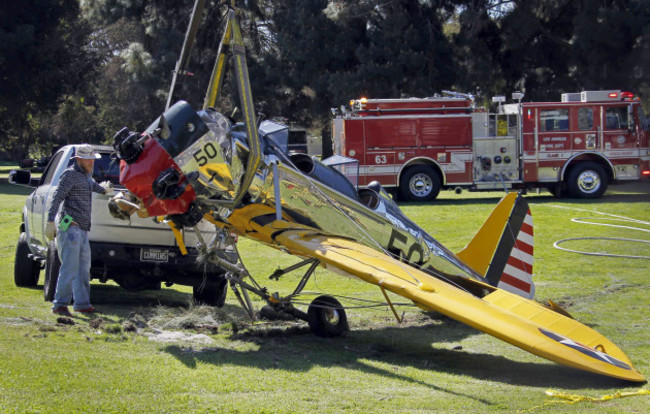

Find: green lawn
<box><xmin>0</xmin><ymin>181</ymin><xmax>648</xmax><ymax>413</ymax></box>
<box><xmin>0</xmin><ymin>163</ymin><xmax>41</xmax><ymax>184</ymax></box>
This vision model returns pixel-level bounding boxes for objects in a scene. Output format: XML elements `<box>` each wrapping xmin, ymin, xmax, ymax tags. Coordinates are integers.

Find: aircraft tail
<box><xmin>456</xmin><ymin>193</ymin><xmax>535</xmax><ymax>298</ymax></box>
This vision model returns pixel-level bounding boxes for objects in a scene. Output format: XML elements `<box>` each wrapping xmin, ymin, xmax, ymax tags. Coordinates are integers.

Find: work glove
<box><xmin>99</xmin><ymin>181</ymin><xmax>114</xmax><ymax>196</ymax></box>
<box><xmin>45</xmin><ymin>221</ymin><xmax>56</xmax><ymax>241</ymax></box>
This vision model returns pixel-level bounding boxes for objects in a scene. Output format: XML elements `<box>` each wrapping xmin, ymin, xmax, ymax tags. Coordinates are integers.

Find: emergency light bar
<box><xmin>581</xmin><ymin>90</ymin><xmax>621</xmax><ymax>102</ymax></box>
<box><xmin>350</xmin><ymin>97</ymin><xmax>368</xmax><ymax>110</ymax></box>
<box><xmin>578</xmin><ymin>90</ymin><xmax>635</xmax><ymax>102</ymax></box>
<box><xmin>607</xmin><ymin>91</ymin><xmax>635</xmax><ymax>99</ymax></box>
<box><xmin>562</xmin><ymin>90</ymin><xmax>637</xmax><ymax>102</ymax></box>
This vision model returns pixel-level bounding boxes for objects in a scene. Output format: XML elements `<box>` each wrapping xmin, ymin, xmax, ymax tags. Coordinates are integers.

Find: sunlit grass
<box><xmin>0</xmin><ymin>181</ymin><xmax>648</xmax><ymax>413</ymax></box>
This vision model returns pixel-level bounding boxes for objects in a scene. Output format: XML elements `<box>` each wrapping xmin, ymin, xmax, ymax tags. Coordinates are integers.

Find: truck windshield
<box><xmin>93</xmin><ymin>154</ymin><xmax>121</xmax><ymax>185</ymax></box>
<box><xmin>64</xmin><ymin>152</ymin><xmax>120</xmax><ymax>185</ymax></box>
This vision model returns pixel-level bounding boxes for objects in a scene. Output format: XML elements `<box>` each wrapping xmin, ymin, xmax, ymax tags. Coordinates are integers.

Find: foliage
<box><xmin>256</xmin><ymin>0</ymin><xmax>457</xmax><ymax>125</ymax></box>
<box><xmin>0</xmin><ymin>0</ymin><xmax>97</xmax><ymax>159</ymax></box>
<box><xmin>456</xmin><ymin>0</ymin><xmax>650</xmax><ymax>102</ymax></box>
<box><xmin>1</xmin><ymin>0</ymin><xmax>649</xmax><ymax>159</ymax></box>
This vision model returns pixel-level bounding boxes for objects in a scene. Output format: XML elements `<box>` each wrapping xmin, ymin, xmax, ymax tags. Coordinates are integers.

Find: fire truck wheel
<box><xmin>567</xmin><ymin>162</ymin><xmax>608</xmax><ymax>199</ymax></box>
<box><xmin>399</xmin><ymin>166</ymin><xmax>441</xmax><ymax>202</ymax></box>
<box><xmin>548</xmin><ymin>183</ymin><xmax>566</xmax><ymax>198</ymax></box>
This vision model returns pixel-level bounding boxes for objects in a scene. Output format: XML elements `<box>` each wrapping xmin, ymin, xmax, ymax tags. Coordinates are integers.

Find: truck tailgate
<box><xmin>89</xmin><ymin>194</ymin><xmax>215</xmax><ymax>247</ymax></box>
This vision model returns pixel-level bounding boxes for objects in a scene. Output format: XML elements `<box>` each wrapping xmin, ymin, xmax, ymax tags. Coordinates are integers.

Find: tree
<box><xmin>8</xmin><ymin>0</ymin><xmax>646</xmax><ymax>161</ymax></box>
<box><xmin>82</xmin><ymin>0</ymin><xmax>191</xmax><ymax>135</ymax></box>
<box><xmin>452</xmin><ymin>1</ymin><xmax>507</xmax><ymax>102</ymax></box>
<box><xmin>454</xmin><ymin>0</ymin><xmax>650</xmax><ymax>103</ymax></box>
<box><xmin>351</xmin><ymin>0</ymin><xmax>456</xmax><ymax>98</ymax></box>
<box><xmin>0</xmin><ymin>0</ymin><xmax>96</xmax><ymax>159</ymax></box>
<box><xmin>256</xmin><ymin>0</ymin><xmax>457</xmax><ymax>126</ymax></box>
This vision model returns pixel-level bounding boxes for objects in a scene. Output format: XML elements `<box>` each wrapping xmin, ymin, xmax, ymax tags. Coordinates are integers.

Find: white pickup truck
<box><xmin>10</xmin><ymin>144</ymin><xmax>228</xmax><ymax>306</ymax></box>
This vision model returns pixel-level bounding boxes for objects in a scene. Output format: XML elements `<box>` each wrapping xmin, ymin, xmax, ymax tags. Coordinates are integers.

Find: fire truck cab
<box><xmin>332</xmin><ymin>90</ymin><xmax>650</xmax><ymax>200</ymax></box>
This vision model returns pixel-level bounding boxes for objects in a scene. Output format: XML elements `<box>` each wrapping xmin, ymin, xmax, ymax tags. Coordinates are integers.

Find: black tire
<box><xmin>399</xmin><ymin>166</ymin><xmax>441</xmax><ymax>202</ymax></box>
<box><xmin>307</xmin><ymin>295</ymin><xmax>348</xmax><ymax>338</ymax></box>
<box><xmin>547</xmin><ymin>183</ymin><xmax>565</xmax><ymax>198</ymax></box>
<box><xmin>193</xmin><ymin>277</ymin><xmax>228</xmax><ymax>307</ymax></box>
<box><xmin>567</xmin><ymin>162</ymin><xmax>608</xmax><ymax>199</ymax></box>
<box><xmin>44</xmin><ymin>241</ymin><xmax>60</xmax><ymax>302</ymax></box>
<box><xmin>14</xmin><ymin>232</ymin><xmax>40</xmax><ymax>287</ymax></box>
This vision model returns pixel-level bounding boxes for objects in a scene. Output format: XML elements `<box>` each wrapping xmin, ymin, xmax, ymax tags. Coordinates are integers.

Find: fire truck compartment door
<box><xmin>364</xmin><ymin>119</ymin><xmax>417</xmax><ymax>148</ymax></box>
<box><xmin>473</xmin><ymin>137</ymin><xmax>520</xmax><ymax>184</ymax></box>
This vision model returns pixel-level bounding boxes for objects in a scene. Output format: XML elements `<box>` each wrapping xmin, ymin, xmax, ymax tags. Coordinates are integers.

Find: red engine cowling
<box><xmin>119</xmin><ymin>136</ymin><xmax>196</xmax><ymax>217</ymax></box>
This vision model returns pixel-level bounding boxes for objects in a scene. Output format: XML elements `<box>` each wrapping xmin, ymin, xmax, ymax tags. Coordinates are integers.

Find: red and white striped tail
<box><xmin>497</xmin><ymin>209</ymin><xmax>535</xmax><ymax>298</ymax></box>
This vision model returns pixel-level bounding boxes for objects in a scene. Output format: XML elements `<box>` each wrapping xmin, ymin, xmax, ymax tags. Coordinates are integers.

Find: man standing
<box><xmin>45</xmin><ymin>145</ymin><xmax>112</xmax><ymax>316</ymax></box>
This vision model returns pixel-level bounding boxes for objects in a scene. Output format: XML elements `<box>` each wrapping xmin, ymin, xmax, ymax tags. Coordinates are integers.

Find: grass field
<box><xmin>0</xmin><ymin>179</ymin><xmax>648</xmax><ymax>413</ymax></box>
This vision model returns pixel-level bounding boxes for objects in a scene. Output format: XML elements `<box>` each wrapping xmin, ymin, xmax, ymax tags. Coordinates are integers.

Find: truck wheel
<box><xmin>193</xmin><ymin>277</ymin><xmax>228</xmax><ymax>307</ymax></box>
<box><xmin>14</xmin><ymin>232</ymin><xmax>40</xmax><ymax>287</ymax></box>
<box><xmin>44</xmin><ymin>241</ymin><xmax>60</xmax><ymax>302</ymax></box>
<box><xmin>307</xmin><ymin>295</ymin><xmax>348</xmax><ymax>337</ymax></box>
<box><xmin>567</xmin><ymin>162</ymin><xmax>608</xmax><ymax>199</ymax></box>
<box><xmin>399</xmin><ymin>166</ymin><xmax>441</xmax><ymax>202</ymax></box>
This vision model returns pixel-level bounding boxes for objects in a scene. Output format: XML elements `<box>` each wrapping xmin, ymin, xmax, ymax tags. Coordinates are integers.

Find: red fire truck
<box><xmin>331</xmin><ymin>90</ymin><xmax>650</xmax><ymax>201</ymax></box>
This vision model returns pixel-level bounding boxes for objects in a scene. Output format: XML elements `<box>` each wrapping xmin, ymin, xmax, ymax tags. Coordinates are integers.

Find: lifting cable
<box><xmin>548</xmin><ymin>205</ymin><xmax>650</xmax><ymax>260</ymax></box>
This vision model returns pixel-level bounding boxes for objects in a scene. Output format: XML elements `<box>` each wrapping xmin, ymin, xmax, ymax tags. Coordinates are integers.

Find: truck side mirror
<box><xmin>8</xmin><ymin>169</ymin><xmax>34</xmax><ymax>187</ymax></box>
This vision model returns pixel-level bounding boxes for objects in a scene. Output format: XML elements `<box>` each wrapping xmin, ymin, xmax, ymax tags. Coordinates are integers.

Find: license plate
<box><xmin>140</xmin><ymin>248</ymin><xmax>169</xmax><ymax>262</ymax></box>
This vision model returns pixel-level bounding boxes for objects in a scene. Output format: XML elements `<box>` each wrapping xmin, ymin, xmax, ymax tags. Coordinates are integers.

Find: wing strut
<box><xmin>379</xmin><ymin>282</ymin><xmax>404</xmax><ymax>323</ymax></box>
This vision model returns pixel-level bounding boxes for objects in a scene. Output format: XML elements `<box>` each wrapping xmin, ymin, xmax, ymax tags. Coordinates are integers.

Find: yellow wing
<box><xmin>245</xmin><ymin>218</ymin><xmax>643</xmax><ymax>382</ymax></box>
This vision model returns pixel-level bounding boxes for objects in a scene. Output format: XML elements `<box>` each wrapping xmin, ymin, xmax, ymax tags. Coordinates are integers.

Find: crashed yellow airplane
<box><xmin>108</xmin><ymin>4</ymin><xmax>644</xmax><ymax>382</ymax></box>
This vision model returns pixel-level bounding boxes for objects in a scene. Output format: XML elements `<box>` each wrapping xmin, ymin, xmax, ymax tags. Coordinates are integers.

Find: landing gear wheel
<box><xmin>567</xmin><ymin>162</ymin><xmax>608</xmax><ymax>199</ymax></box>
<box><xmin>193</xmin><ymin>276</ymin><xmax>228</xmax><ymax>307</ymax></box>
<box><xmin>399</xmin><ymin>166</ymin><xmax>441</xmax><ymax>202</ymax></box>
<box><xmin>14</xmin><ymin>232</ymin><xmax>40</xmax><ymax>287</ymax></box>
<box><xmin>307</xmin><ymin>295</ymin><xmax>348</xmax><ymax>337</ymax></box>
<box><xmin>43</xmin><ymin>241</ymin><xmax>60</xmax><ymax>302</ymax></box>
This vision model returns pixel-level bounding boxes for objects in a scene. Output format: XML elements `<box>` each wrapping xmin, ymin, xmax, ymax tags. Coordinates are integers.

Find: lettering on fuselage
<box><xmin>387</xmin><ymin>228</ymin><xmax>424</xmax><ymax>265</ymax></box>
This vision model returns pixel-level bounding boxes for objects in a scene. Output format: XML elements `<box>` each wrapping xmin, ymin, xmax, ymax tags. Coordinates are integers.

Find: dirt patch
<box><xmin>122</xmin><ymin>321</ymin><xmax>137</xmax><ymax>332</ymax></box>
<box><xmin>146</xmin><ymin>305</ymin><xmax>235</xmax><ymax>331</ymax></box>
<box><xmin>145</xmin><ymin>330</ymin><xmax>216</xmax><ymax>345</ymax></box>
<box><xmin>232</xmin><ymin>323</ymin><xmax>311</xmax><ymax>339</ymax></box>
<box><xmin>89</xmin><ymin>318</ymin><xmax>105</xmax><ymax>329</ymax></box>
<box><xmin>56</xmin><ymin>317</ymin><xmax>75</xmax><ymax>325</ymax></box>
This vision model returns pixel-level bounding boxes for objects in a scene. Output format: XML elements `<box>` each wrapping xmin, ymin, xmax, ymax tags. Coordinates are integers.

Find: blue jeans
<box><xmin>53</xmin><ymin>226</ymin><xmax>92</xmax><ymax>310</ymax></box>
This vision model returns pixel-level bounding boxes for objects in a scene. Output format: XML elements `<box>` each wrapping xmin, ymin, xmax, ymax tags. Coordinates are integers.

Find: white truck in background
<box><xmin>10</xmin><ymin>144</ymin><xmax>229</xmax><ymax>306</ymax></box>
